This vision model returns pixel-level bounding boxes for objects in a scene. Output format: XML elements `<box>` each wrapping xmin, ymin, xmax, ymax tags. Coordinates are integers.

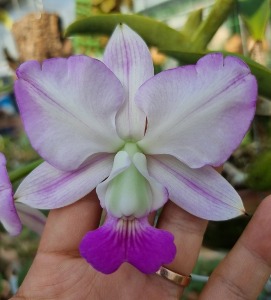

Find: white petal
<box><xmin>137</xmin><ymin>54</ymin><xmax>257</xmax><ymax>168</ymax></box>
<box><xmin>15</xmin><ymin>56</ymin><xmax>124</xmax><ymax>171</ymax></box>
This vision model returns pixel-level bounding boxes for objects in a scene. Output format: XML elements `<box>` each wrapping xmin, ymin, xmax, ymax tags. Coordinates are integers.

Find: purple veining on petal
<box><xmin>15</xmin><ymin>154</ymin><xmax>113</xmax><ymax>209</ymax></box>
<box><xmin>137</xmin><ymin>53</ymin><xmax>257</xmax><ymax>168</ymax></box>
<box><xmin>175</xmin><ymin>73</ymin><xmax>250</xmax><ymax>126</ymax></box>
<box><xmin>103</xmin><ymin>24</ymin><xmax>154</xmax><ymax>141</ymax></box>
<box><xmin>15</xmin><ymin>56</ymin><xmax>124</xmax><ymax>172</ymax></box>
<box><xmin>33</xmin><ymin>154</ymin><xmax>111</xmax><ymax>196</ymax></box>
<box><xmin>153</xmin><ymin>157</ymin><xmax>224</xmax><ymax>206</ymax></box>
<box><xmin>80</xmin><ymin>215</ymin><xmax>176</xmax><ymax>274</ymax></box>
<box><xmin>147</xmin><ymin>155</ymin><xmax>244</xmax><ymax>220</ymax></box>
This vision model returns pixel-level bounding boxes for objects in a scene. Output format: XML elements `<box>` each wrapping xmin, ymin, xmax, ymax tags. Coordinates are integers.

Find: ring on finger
<box><xmin>156</xmin><ymin>266</ymin><xmax>192</xmax><ymax>287</ymax></box>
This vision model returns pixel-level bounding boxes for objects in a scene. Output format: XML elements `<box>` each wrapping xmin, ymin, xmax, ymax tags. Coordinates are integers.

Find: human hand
<box><xmin>11</xmin><ymin>192</ymin><xmax>271</xmax><ymax>300</ymax></box>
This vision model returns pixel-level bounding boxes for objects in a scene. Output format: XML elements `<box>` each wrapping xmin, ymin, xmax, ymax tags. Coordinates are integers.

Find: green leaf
<box><xmin>238</xmin><ymin>0</ymin><xmax>270</xmax><ymax>41</ymax></box>
<box><xmin>246</xmin><ymin>151</ymin><xmax>271</xmax><ymax>190</ymax></box>
<box><xmin>0</xmin><ymin>83</ymin><xmax>13</xmax><ymax>94</ymax></box>
<box><xmin>181</xmin><ymin>8</ymin><xmax>203</xmax><ymax>38</ymax></box>
<box><xmin>163</xmin><ymin>49</ymin><xmax>271</xmax><ymax>99</ymax></box>
<box><xmin>190</xmin><ymin>0</ymin><xmax>236</xmax><ymax>50</ymax></box>
<box><xmin>65</xmin><ymin>14</ymin><xmax>189</xmax><ymax>51</ymax></box>
<box><xmin>9</xmin><ymin>159</ymin><xmax>43</xmax><ymax>183</ymax></box>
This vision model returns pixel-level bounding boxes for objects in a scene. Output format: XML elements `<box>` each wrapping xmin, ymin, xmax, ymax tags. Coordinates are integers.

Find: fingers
<box><xmin>157</xmin><ymin>201</ymin><xmax>208</xmax><ymax>275</ymax></box>
<box><xmin>201</xmin><ymin>195</ymin><xmax>271</xmax><ymax>299</ymax></box>
<box><xmin>156</xmin><ymin>166</ymin><xmax>222</xmax><ymax>276</ymax></box>
<box><xmin>38</xmin><ymin>190</ymin><xmax>102</xmax><ymax>254</ymax></box>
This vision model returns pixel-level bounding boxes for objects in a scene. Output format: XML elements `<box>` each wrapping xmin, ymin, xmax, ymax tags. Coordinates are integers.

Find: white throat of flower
<box><xmin>96</xmin><ymin>142</ymin><xmax>167</xmax><ymax>219</ymax></box>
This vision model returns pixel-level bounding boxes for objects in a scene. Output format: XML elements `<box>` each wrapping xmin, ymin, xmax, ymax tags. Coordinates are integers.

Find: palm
<box><xmin>12</xmin><ymin>193</ymin><xmax>271</xmax><ymax>300</ymax></box>
<box><xmin>17</xmin><ymin>252</ymin><xmax>181</xmax><ymax>300</ymax></box>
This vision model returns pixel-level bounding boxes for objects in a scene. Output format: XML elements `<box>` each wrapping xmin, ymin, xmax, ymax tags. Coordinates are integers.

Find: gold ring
<box><xmin>156</xmin><ymin>266</ymin><xmax>192</xmax><ymax>287</ymax></box>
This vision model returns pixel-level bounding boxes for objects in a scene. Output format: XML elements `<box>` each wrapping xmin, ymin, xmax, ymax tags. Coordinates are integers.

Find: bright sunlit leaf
<box><xmin>238</xmin><ymin>0</ymin><xmax>270</xmax><ymax>41</ymax></box>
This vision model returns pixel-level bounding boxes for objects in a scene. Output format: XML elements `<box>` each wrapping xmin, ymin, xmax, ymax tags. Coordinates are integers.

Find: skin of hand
<box><xmin>11</xmin><ymin>190</ymin><xmax>271</xmax><ymax>300</ymax></box>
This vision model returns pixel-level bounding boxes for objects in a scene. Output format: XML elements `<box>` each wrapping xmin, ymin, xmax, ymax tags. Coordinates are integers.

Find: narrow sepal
<box><xmin>103</xmin><ymin>24</ymin><xmax>154</xmax><ymax>141</ymax></box>
<box><xmin>15</xmin><ymin>155</ymin><xmax>113</xmax><ymax>209</ymax></box>
<box><xmin>148</xmin><ymin>155</ymin><xmax>245</xmax><ymax>220</ymax></box>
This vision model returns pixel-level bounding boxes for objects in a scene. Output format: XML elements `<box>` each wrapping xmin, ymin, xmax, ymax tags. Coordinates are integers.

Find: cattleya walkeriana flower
<box><xmin>0</xmin><ymin>153</ymin><xmax>22</xmax><ymax>235</ymax></box>
<box><xmin>0</xmin><ymin>153</ymin><xmax>46</xmax><ymax>236</ymax></box>
<box><xmin>4</xmin><ymin>24</ymin><xmax>257</xmax><ymax>274</ymax></box>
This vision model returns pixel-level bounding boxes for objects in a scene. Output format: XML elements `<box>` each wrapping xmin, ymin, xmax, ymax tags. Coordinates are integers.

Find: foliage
<box><xmin>66</xmin><ymin>14</ymin><xmax>189</xmax><ymax>51</ymax></box>
<box><xmin>246</xmin><ymin>151</ymin><xmax>271</xmax><ymax>190</ymax></box>
<box><xmin>182</xmin><ymin>257</ymin><xmax>222</xmax><ymax>299</ymax></box>
<box><xmin>238</xmin><ymin>0</ymin><xmax>270</xmax><ymax>41</ymax></box>
<box><xmin>0</xmin><ymin>133</ymin><xmax>39</xmax><ymax>172</ymax></box>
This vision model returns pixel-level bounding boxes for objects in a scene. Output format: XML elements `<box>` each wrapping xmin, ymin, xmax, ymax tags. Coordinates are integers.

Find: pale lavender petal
<box><xmin>137</xmin><ymin>54</ymin><xmax>257</xmax><ymax>168</ymax></box>
<box><xmin>80</xmin><ymin>215</ymin><xmax>176</xmax><ymax>274</ymax></box>
<box><xmin>15</xmin><ymin>56</ymin><xmax>124</xmax><ymax>171</ymax></box>
<box><xmin>0</xmin><ymin>153</ymin><xmax>22</xmax><ymax>235</ymax></box>
<box><xmin>15</xmin><ymin>203</ymin><xmax>46</xmax><ymax>235</ymax></box>
<box><xmin>15</xmin><ymin>154</ymin><xmax>113</xmax><ymax>209</ymax></box>
<box><xmin>103</xmin><ymin>24</ymin><xmax>154</xmax><ymax>141</ymax></box>
<box><xmin>148</xmin><ymin>155</ymin><xmax>245</xmax><ymax>220</ymax></box>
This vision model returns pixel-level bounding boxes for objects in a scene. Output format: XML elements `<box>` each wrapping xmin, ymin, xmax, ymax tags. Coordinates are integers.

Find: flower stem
<box><xmin>9</xmin><ymin>159</ymin><xmax>43</xmax><ymax>183</ymax></box>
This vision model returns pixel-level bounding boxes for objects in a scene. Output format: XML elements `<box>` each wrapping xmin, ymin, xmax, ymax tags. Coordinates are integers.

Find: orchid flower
<box><xmin>13</xmin><ymin>24</ymin><xmax>257</xmax><ymax>274</ymax></box>
<box><xmin>0</xmin><ymin>153</ymin><xmax>22</xmax><ymax>236</ymax></box>
<box><xmin>0</xmin><ymin>153</ymin><xmax>46</xmax><ymax>236</ymax></box>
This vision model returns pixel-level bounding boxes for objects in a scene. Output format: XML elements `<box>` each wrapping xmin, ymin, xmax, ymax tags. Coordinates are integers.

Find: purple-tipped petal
<box><xmin>15</xmin><ymin>56</ymin><xmax>124</xmax><ymax>171</ymax></box>
<box><xmin>15</xmin><ymin>203</ymin><xmax>46</xmax><ymax>235</ymax></box>
<box><xmin>15</xmin><ymin>154</ymin><xmax>113</xmax><ymax>209</ymax></box>
<box><xmin>148</xmin><ymin>155</ymin><xmax>245</xmax><ymax>220</ymax></box>
<box><xmin>0</xmin><ymin>153</ymin><xmax>22</xmax><ymax>235</ymax></box>
<box><xmin>103</xmin><ymin>24</ymin><xmax>154</xmax><ymax>141</ymax></box>
<box><xmin>80</xmin><ymin>216</ymin><xmax>176</xmax><ymax>274</ymax></box>
<box><xmin>137</xmin><ymin>54</ymin><xmax>257</xmax><ymax>168</ymax></box>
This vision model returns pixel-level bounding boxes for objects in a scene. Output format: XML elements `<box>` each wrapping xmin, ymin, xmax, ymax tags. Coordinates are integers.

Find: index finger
<box><xmin>38</xmin><ymin>191</ymin><xmax>102</xmax><ymax>254</ymax></box>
